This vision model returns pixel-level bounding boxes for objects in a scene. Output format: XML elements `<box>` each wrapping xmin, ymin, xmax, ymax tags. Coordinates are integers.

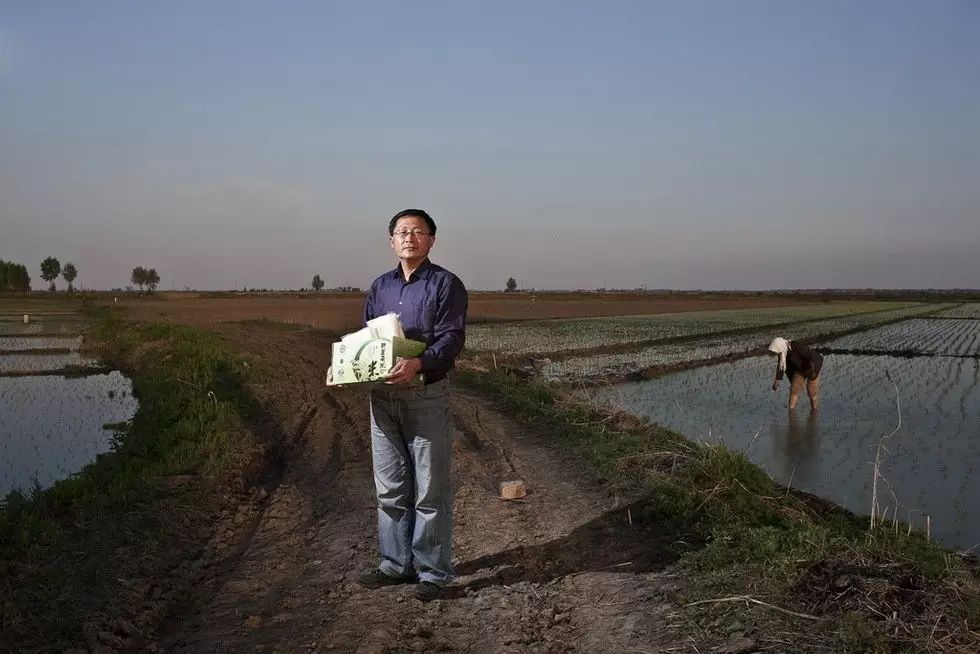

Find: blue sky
<box><xmin>1</xmin><ymin>1</ymin><xmax>978</xmax><ymax>290</ymax></box>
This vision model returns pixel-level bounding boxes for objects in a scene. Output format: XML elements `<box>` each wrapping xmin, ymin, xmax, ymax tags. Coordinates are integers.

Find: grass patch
<box><xmin>0</xmin><ymin>309</ymin><xmax>264</xmax><ymax>652</ymax></box>
<box><xmin>456</xmin><ymin>368</ymin><xmax>980</xmax><ymax>651</ymax></box>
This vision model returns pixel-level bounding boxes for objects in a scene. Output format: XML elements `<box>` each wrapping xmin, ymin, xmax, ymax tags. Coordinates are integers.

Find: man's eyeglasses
<box><xmin>392</xmin><ymin>229</ymin><xmax>431</xmax><ymax>239</ymax></box>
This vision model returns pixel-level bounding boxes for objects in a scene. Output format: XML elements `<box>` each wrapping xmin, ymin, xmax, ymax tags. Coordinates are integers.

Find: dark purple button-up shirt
<box><xmin>364</xmin><ymin>259</ymin><xmax>468</xmax><ymax>384</ymax></box>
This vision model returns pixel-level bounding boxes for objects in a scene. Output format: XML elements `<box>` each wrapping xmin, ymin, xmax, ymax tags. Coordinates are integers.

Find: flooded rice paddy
<box><xmin>1</xmin><ymin>373</ymin><xmax>138</xmax><ymax>497</ymax></box>
<box><xmin>0</xmin><ymin>322</ymin><xmax>85</xmax><ymax>336</ymax></box>
<box><xmin>543</xmin><ymin>303</ymin><xmax>949</xmax><ymax>382</ymax></box>
<box><xmin>592</xmin><ymin>348</ymin><xmax>980</xmax><ymax>550</ymax></box>
<box><xmin>0</xmin><ymin>351</ymin><xmax>103</xmax><ymax>373</ymax></box>
<box><xmin>822</xmin><ymin>317</ymin><xmax>980</xmax><ymax>356</ymax></box>
<box><xmin>0</xmin><ymin>335</ymin><xmax>84</xmax><ymax>351</ymax></box>
<box><xmin>1</xmin><ymin>315</ymin><xmax>138</xmax><ymax>498</ymax></box>
<box><xmin>467</xmin><ymin>302</ymin><xmax>919</xmax><ymax>354</ymax></box>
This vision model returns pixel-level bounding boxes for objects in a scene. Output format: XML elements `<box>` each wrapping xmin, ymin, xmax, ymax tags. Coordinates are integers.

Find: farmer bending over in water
<box><xmin>768</xmin><ymin>337</ymin><xmax>823</xmax><ymax>412</ymax></box>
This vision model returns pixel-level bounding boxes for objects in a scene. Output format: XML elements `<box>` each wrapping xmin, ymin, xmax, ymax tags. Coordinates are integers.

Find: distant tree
<box><xmin>40</xmin><ymin>257</ymin><xmax>61</xmax><ymax>291</ymax></box>
<box><xmin>311</xmin><ymin>274</ymin><xmax>325</xmax><ymax>292</ymax></box>
<box><xmin>0</xmin><ymin>260</ymin><xmax>31</xmax><ymax>291</ymax></box>
<box><xmin>131</xmin><ymin>266</ymin><xmax>147</xmax><ymax>292</ymax></box>
<box><xmin>62</xmin><ymin>261</ymin><xmax>78</xmax><ymax>292</ymax></box>
<box><xmin>146</xmin><ymin>268</ymin><xmax>160</xmax><ymax>292</ymax></box>
<box><xmin>505</xmin><ymin>277</ymin><xmax>518</xmax><ymax>292</ymax></box>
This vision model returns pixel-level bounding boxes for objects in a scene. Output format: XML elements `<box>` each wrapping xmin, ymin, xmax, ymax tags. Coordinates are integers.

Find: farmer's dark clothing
<box><xmin>776</xmin><ymin>341</ymin><xmax>823</xmax><ymax>381</ymax></box>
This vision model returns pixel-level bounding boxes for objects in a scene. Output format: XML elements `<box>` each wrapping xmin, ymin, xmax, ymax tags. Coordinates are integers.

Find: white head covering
<box><xmin>768</xmin><ymin>337</ymin><xmax>789</xmax><ymax>373</ymax></box>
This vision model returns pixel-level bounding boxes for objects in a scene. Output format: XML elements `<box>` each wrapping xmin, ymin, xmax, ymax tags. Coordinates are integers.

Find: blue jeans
<box><xmin>369</xmin><ymin>379</ymin><xmax>454</xmax><ymax>585</ymax></box>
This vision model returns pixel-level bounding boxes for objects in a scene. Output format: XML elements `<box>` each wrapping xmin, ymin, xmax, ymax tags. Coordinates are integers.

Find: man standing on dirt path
<box><xmin>768</xmin><ymin>337</ymin><xmax>823</xmax><ymax>413</ymax></box>
<box><xmin>356</xmin><ymin>208</ymin><xmax>467</xmax><ymax>602</ymax></box>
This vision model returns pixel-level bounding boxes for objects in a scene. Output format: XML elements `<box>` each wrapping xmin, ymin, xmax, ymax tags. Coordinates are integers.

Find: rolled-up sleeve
<box><xmin>419</xmin><ymin>275</ymin><xmax>467</xmax><ymax>378</ymax></box>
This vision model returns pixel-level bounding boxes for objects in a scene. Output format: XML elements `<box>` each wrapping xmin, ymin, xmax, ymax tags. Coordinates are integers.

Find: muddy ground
<box><xmin>150</xmin><ymin>322</ymin><xmax>729</xmax><ymax>654</ymax></box>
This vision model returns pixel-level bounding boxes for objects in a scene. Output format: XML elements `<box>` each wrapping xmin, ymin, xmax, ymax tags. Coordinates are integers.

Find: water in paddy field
<box><xmin>0</xmin><ymin>352</ymin><xmax>101</xmax><ymax>373</ymax></box>
<box><xmin>0</xmin><ymin>329</ymin><xmax>96</xmax><ymax>373</ymax></box>
<box><xmin>592</xmin><ymin>354</ymin><xmax>980</xmax><ymax>551</ymax></box>
<box><xmin>0</xmin><ymin>336</ymin><xmax>84</xmax><ymax>351</ymax></box>
<box><xmin>0</xmin><ymin>373</ymin><xmax>139</xmax><ymax>498</ymax></box>
<box><xmin>0</xmin><ymin>320</ymin><xmax>139</xmax><ymax>499</ymax></box>
<box><xmin>0</xmin><ymin>322</ymin><xmax>85</xmax><ymax>336</ymax></box>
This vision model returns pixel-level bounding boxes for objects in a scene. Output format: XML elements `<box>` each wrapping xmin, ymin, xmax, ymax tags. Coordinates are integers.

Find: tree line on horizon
<box><xmin>304</xmin><ymin>273</ymin><xmax>360</xmax><ymax>293</ymax></box>
<box><xmin>39</xmin><ymin>257</ymin><xmax>79</xmax><ymax>292</ymax></box>
<box><xmin>4</xmin><ymin>259</ymin><xmax>976</xmax><ymax>298</ymax></box>
<box><xmin>131</xmin><ymin>267</ymin><xmax>161</xmax><ymax>293</ymax></box>
<box><xmin>0</xmin><ymin>260</ymin><xmax>32</xmax><ymax>292</ymax></box>
<box><xmin>0</xmin><ymin>257</ymin><xmax>167</xmax><ymax>294</ymax></box>
<box><xmin>0</xmin><ymin>257</ymin><xmax>77</xmax><ymax>292</ymax></box>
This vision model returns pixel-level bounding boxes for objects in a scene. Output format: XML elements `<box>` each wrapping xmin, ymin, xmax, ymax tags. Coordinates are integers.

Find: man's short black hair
<box><xmin>389</xmin><ymin>209</ymin><xmax>437</xmax><ymax>236</ymax></box>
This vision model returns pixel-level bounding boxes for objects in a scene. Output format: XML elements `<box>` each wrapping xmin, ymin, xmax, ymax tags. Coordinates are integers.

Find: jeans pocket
<box><xmin>417</xmin><ymin>379</ymin><xmax>446</xmax><ymax>399</ymax></box>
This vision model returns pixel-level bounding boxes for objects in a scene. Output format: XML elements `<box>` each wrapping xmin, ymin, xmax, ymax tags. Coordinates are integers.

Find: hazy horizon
<box><xmin>2</xmin><ymin>1</ymin><xmax>978</xmax><ymax>292</ymax></box>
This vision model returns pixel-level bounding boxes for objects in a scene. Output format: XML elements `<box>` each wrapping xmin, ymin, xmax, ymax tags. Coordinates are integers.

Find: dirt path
<box><xmin>157</xmin><ymin>324</ymin><xmax>702</xmax><ymax>653</ymax></box>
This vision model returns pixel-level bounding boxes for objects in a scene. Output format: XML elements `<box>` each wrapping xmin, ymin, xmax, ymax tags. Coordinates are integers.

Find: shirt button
<box><xmin>399</xmin><ymin>301</ymin><xmax>402</xmax><ymax>305</ymax></box>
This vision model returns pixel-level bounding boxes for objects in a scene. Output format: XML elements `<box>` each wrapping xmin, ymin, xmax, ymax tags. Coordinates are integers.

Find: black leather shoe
<box><xmin>414</xmin><ymin>581</ymin><xmax>445</xmax><ymax>602</ymax></box>
<box><xmin>357</xmin><ymin>569</ymin><xmax>416</xmax><ymax>589</ymax></box>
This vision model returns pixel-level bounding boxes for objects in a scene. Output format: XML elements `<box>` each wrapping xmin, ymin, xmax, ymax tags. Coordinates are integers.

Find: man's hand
<box><xmin>325</xmin><ymin>366</ymin><xmax>335</xmax><ymax>387</ymax></box>
<box><xmin>386</xmin><ymin>357</ymin><xmax>423</xmax><ymax>385</ymax></box>
<box><xmin>771</xmin><ymin>380</ymin><xmax>780</xmax><ymax>392</ymax></box>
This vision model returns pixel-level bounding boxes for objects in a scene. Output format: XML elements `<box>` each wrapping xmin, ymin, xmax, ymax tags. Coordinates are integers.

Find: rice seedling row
<box><xmin>0</xmin><ymin>311</ymin><xmax>83</xmax><ymax>316</ymax></box>
<box><xmin>542</xmin><ymin>303</ymin><xmax>951</xmax><ymax>382</ymax></box>
<box><xmin>0</xmin><ymin>322</ymin><xmax>88</xmax><ymax>336</ymax></box>
<box><xmin>0</xmin><ymin>336</ymin><xmax>83</xmax><ymax>351</ymax></box>
<box><xmin>0</xmin><ymin>315</ymin><xmax>89</xmax><ymax>323</ymax></box>
<box><xmin>466</xmin><ymin>301</ymin><xmax>919</xmax><ymax>355</ymax></box>
<box><xmin>0</xmin><ymin>352</ymin><xmax>101</xmax><ymax>374</ymax></box>
<box><xmin>931</xmin><ymin>303</ymin><xmax>980</xmax><ymax>319</ymax></box>
<box><xmin>822</xmin><ymin>318</ymin><xmax>980</xmax><ymax>356</ymax></box>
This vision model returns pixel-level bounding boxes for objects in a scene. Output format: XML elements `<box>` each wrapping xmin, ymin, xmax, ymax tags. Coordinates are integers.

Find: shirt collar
<box><xmin>390</xmin><ymin>258</ymin><xmax>432</xmax><ymax>282</ymax></box>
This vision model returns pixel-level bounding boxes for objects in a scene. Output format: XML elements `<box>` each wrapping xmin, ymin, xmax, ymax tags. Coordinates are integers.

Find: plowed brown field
<box><xmin>114</xmin><ymin>292</ymin><xmax>814</xmax><ymax>331</ymax></box>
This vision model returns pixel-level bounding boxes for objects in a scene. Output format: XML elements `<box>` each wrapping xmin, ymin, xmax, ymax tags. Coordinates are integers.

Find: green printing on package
<box><xmin>331</xmin><ymin>337</ymin><xmax>426</xmax><ymax>385</ymax></box>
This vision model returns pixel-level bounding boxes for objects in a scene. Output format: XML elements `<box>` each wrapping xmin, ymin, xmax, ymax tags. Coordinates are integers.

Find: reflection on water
<box><xmin>0</xmin><ymin>372</ymin><xmax>138</xmax><ymax>498</ymax></box>
<box><xmin>771</xmin><ymin>412</ymin><xmax>823</xmax><ymax>489</ymax></box>
<box><xmin>592</xmin><ymin>354</ymin><xmax>980</xmax><ymax>550</ymax></box>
